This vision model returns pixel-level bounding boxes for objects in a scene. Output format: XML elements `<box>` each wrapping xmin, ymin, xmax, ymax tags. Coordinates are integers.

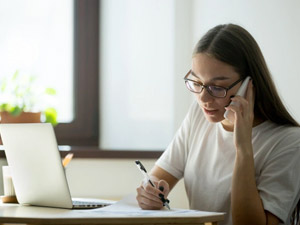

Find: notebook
<box><xmin>0</xmin><ymin>123</ymin><xmax>114</xmax><ymax>209</ymax></box>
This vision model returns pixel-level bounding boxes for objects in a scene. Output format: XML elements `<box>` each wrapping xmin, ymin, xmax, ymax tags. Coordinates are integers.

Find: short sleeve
<box><xmin>155</xmin><ymin>102</ymin><xmax>197</xmax><ymax>180</ymax></box>
<box><xmin>257</xmin><ymin>130</ymin><xmax>300</xmax><ymax>224</ymax></box>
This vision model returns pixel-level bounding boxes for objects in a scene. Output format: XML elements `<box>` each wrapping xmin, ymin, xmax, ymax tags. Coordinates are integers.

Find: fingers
<box><xmin>225</xmin><ymin>97</ymin><xmax>244</xmax><ymax>121</ymax></box>
<box><xmin>225</xmin><ymin>80</ymin><xmax>254</xmax><ymax>121</ymax></box>
<box><xmin>245</xmin><ymin>79</ymin><xmax>255</xmax><ymax>111</ymax></box>
<box><xmin>144</xmin><ymin>182</ymin><xmax>163</xmax><ymax>200</ymax></box>
<box><xmin>158</xmin><ymin>180</ymin><xmax>170</xmax><ymax>196</ymax></box>
<box><xmin>136</xmin><ymin>183</ymin><xmax>164</xmax><ymax>210</ymax></box>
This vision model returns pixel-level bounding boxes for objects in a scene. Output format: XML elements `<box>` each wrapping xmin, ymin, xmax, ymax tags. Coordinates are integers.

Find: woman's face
<box><xmin>191</xmin><ymin>53</ymin><xmax>242</xmax><ymax>124</ymax></box>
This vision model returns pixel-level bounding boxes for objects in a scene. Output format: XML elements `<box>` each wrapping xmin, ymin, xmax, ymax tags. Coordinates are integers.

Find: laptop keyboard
<box><xmin>72</xmin><ymin>198</ymin><xmax>114</xmax><ymax>209</ymax></box>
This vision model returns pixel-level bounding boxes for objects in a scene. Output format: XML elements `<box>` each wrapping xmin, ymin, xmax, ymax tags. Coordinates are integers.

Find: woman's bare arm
<box><xmin>149</xmin><ymin>165</ymin><xmax>179</xmax><ymax>191</ymax></box>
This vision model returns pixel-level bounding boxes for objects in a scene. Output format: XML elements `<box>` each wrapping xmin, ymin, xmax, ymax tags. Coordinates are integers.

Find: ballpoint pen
<box><xmin>135</xmin><ymin>160</ymin><xmax>171</xmax><ymax>210</ymax></box>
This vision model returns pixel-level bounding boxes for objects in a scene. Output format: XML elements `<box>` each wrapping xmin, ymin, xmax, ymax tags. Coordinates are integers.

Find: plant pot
<box><xmin>0</xmin><ymin>111</ymin><xmax>41</xmax><ymax>144</ymax></box>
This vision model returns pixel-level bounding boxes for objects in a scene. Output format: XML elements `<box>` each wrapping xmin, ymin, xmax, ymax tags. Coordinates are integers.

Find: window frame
<box><xmin>54</xmin><ymin>0</ymin><xmax>99</xmax><ymax>146</ymax></box>
<box><xmin>52</xmin><ymin>0</ymin><xmax>162</xmax><ymax>159</ymax></box>
<box><xmin>0</xmin><ymin>0</ymin><xmax>163</xmax><ymax>159</ymax></box>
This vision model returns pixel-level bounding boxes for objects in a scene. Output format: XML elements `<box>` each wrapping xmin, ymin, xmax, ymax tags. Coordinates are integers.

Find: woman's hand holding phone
<box><xmin>224</xmin><ymin>77</ymin><xmax>255</xmax><ymax>150</ymax></box>
<box><xmin>224</xmin><ymin>76</ymin><xmax>251</xmax><ymax>123</ymax></box>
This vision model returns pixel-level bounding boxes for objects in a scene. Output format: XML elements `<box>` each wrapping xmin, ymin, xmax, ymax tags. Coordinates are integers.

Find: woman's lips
<box><xmin>203</xmin><ymin>108</ymin><xmax>218</xmax><ymax>115</ymax></box>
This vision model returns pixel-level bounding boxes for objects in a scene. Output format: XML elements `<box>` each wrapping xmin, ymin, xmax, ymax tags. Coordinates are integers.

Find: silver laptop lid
<box><xmin>0</xmin><ymin>123</ymin><xmax>73</xmax><ymax>209</ymax></box>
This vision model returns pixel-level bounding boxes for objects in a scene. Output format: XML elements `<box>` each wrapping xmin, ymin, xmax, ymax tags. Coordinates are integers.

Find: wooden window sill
<box><xmin>0</xmin><ymin>146</ymin><xmax>163</xmax><ymax>159</ymax></box>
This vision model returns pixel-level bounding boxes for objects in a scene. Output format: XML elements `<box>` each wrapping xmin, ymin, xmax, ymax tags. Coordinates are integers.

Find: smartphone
<box><xmin>224</xmin><ymin>76</ymin><xmax>251</xmax><ymax>121</ymax></box>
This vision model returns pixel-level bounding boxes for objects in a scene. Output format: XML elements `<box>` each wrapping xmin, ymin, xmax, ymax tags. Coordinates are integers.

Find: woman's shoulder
<box><xmin>255</xmin><ymin>121</ymin><xmax>300</xmax><ymax>149</ymax></box>
<box><xmin>255</xmin><ymin>120</ymin><xmax>300</xmax><ymax>134</ymax></box>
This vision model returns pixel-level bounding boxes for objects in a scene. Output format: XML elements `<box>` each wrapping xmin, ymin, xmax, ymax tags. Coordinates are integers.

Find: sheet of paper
<box><xmin>81</xmin><ymin>194</ymin><xmax>225</xmax><ymax>217</ymax></box>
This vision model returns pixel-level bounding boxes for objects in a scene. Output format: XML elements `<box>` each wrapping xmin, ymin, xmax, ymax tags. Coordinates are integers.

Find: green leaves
<box><xmin>45</xmin><ymin>88</ymin><xmax>56</xmax><ymax>95</ymax></box>
<box><xmin>44</xmin><ymin>107</ymin><xmax>58</xmax><ymax>126</ymax></box>
<box><xmin>0</xmin><ymin>71</ymin><xmax>58</xmax><ymax>126</ymax></box>
<box><xmin>8</xmin><ymin>106</ymin><xmax>23</xmax><ymax>116</ymax></box>
<box><xmin>0</xmin><ymin>104</ymin><xmax>23</xmax><ymax>116</ymax></box>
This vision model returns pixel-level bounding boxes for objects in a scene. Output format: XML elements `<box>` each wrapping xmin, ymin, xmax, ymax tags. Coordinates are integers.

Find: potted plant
<box><xmin>0</xmin><ymin>70</ymin><xmax>58</xmax><ymax>126</ymax></box>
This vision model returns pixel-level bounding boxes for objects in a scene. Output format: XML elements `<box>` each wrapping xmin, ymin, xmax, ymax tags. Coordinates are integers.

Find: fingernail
<box><xmin>159</xmin><ymin>193</ymin><xmax>167</xmax><ymax>204</ymax></box>
<box><xmin>159</xmin><ymin>186</ymin><xmax>164</xmax><ymax>192</ymax></box>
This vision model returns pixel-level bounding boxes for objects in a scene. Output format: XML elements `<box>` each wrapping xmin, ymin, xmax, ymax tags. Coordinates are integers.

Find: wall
<box><xmin>0</xmin><ymin>158</ymin><xmax>189</xmax><ymax>209</ymax></box>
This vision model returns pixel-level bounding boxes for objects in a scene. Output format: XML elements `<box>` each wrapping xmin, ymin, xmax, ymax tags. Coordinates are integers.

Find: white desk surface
<box><xmin>0</xmin><ymin>196</ymin><xmax>225</xmax><ymax>225</ymax></box>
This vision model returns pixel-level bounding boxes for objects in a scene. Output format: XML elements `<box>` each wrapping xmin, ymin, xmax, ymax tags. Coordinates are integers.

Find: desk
<box><xmin>0</xmin><ymin>203</ymin><xmax>224</xmax><ymax>225</ymax></box>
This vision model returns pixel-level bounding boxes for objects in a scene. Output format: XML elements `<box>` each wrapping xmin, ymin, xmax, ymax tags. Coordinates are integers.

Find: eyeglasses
<box><xmin>184</xmin><ymin>70</ymin><xmax>243</xmax><ymax>98</ymax></box>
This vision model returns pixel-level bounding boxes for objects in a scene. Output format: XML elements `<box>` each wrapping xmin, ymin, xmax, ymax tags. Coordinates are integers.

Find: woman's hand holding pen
<box><xmin>136</xmin><ymin>179</ymin><xmax>170</xmax><ymax>210</ymax></box>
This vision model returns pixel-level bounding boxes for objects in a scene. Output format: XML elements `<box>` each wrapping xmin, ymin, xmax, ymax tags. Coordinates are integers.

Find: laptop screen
<box><xmin>0</xmin><ymin>123</ymin><xmax>73</xmax><ymax>208</ymax></box>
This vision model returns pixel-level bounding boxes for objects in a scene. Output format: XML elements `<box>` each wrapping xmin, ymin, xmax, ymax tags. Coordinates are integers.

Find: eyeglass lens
<box><xmin>185</xmin><ymin>80</ymin><xmax>227</xmax><ymax>97</ymax></box>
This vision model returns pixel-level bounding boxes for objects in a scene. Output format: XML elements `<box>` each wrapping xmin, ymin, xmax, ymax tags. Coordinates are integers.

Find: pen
<box><xmin>62</xmin><ymin>153</ymin><xmax>74</xmax><ymax>168</ymax></box>
<box><xmin>135</xmin><ymin>160</ymin><xmax>171</xmax><ymax>210</ymax></box>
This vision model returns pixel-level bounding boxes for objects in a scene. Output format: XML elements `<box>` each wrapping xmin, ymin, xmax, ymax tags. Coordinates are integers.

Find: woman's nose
<box><xmin>197</xmin><ymin>88</ymin><xmax>214</xmax><ymax>103</ymax></box>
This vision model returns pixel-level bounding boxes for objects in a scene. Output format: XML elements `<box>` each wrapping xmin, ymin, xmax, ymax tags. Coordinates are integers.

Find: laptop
<box><xmin>0</xmin><ymin>123</ymin><xmax>114</xmax><ymax>209</ymax></box>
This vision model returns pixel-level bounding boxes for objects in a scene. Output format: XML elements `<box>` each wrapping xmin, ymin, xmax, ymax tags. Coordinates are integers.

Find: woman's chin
<box><xmin>203</xmin><ymin>114</ymin><xmax>224</xmax><ymax>123</ymax></box>
<box><xmin>202</xmin><ymin>109</ymin><xmax>224</xmax><ymax>123</ymax></box>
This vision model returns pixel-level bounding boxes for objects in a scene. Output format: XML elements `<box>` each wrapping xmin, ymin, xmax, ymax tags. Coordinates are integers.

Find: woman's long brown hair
<box><xmin>193</xmin><ymin>24</ymin><xmax>299</xmax><ymax>127</ymax></box>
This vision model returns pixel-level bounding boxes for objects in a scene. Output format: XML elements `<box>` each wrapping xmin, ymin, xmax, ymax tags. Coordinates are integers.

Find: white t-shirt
<box><xmin>156</xmin><ymin>102</ymin><xmax>300</xmax><ymax>225</ymax></box>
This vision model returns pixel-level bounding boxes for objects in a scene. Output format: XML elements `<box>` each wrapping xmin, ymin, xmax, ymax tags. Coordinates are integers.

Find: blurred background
<box><xmin>0</xmin><ymin>0</ymin><xmax>299</xmax><ymax>208</ymax></box>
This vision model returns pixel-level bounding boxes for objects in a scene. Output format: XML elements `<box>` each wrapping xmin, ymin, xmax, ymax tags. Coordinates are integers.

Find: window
<box><xmin>99</xmin><ymin>0</ymin><xmax>193</xmax><ymax>151</ymax></box>
<box><xmin>0</xmin><ymin>0</ymin><xmax>99</xmax><ymax>146</ymax></box>
<box><xmin>0</xmin><ymin>0</ymin><xmax>192</xmax><ymax>153</ymax></box>
<box><xmin>0</xmin><ymin>0</ymin><xmax>74</xmax><ymax>122</ymax></box>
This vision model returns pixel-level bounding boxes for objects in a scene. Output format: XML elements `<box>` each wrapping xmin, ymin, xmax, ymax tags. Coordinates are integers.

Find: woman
<box><xmin>136</xmin><ymin>24</ymin><xmax>300</xmax><ymax>225</ymax></box>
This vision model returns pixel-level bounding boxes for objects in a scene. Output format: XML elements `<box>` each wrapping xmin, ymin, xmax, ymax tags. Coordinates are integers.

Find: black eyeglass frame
<box><xmin>184</xmin><ymin>70</ymin><xmax>244</xmax><ymax>98</ymax></box>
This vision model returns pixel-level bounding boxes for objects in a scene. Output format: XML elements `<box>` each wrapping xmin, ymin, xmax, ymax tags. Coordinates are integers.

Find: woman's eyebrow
<box><xmin>210</xmin><ymin>76</ymin><xmax>231</xmax><ymax>81</ymax></box>
<box><xmin>190</xmin><ymin>70</ymin><xmax>199</xmax><ymax>79</ymax></box>
<box><xmin>190</xmin><ymin>70</ymin><xmax>231</xmax><ymax>82</ymax></box>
